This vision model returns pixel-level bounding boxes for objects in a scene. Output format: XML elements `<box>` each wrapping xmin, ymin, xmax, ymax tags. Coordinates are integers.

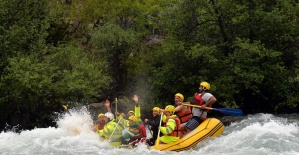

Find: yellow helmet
<box><xmin>127</xmin><ymin>111</ymin><xmax>135</xmax><ymax>116</ymax></box>
<box><xmin>152</xmin><ymin>107</ymin><xmax>160</xmax><ymax>112</ymax></box>
<box><xmin>200</xmin><ymin>81</ymin><xmax>210</xmax><ymax>90</ymax></box>
<box><xmin>128</xmin><ymin>116</ymin><xmax>139</xmax><ymax>123</ymax></box>
<box><xmin>175</xmin><ymin>93</ymin><xmax>184</xmax><ymax>101</ymax></box>
<box><xmin>164</xmin><ymin>105</ymin><xmax>176</xmax><ymax>114</ymax></box>
<box><xmin>152</xmin><ymin>107</ymin><xmax>160</xmax><ymax>114</ymax></box>
<box><xmin>98</xmin><ymin>113</ymin><xmax>105</xmax><ymax>118</ymax></box>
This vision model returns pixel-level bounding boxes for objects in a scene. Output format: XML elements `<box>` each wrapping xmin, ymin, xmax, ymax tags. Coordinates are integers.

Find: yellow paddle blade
<box><xmin>154</xmin><ymin>135</ymin><xmax>160</xmax><ymax>148</ymax></box>
<box><xmin>63</xmin><ymin>105</ymin><xmax>68</xmax><ymax>110</ymax></box>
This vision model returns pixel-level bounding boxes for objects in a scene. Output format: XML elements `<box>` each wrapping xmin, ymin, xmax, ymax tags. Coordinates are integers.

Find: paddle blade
<box><xmin>213</xmin><ymin>108</ymin><xmax>243</xmax><ymax>116</ymax></box>
<box><xmin>154</xmin><ymin>135</ymin><xmax>160</xmax><ymax>148</ymax></box>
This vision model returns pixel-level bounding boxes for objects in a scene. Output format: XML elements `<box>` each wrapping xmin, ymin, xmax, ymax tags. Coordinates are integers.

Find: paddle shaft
<box><xmin>155</xmin><ymin>112</ymin><xmax>163</xmax><ymax>148</ymax></box>
<box><xmin>182</xmin><ymin>103</ymin><xmax>243</xmax><ymax>116</ymax></box>
<box><xmin>182</xmin><ymin>103</ymin><xmax>212</xmax><ymax>110</ymax></box>
<box><xmin>115</xmin><ymin>98</ymin><xmax>118</xmax><ymax>114</ymax></box>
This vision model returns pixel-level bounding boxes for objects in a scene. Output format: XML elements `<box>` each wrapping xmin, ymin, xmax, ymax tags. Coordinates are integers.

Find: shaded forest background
<box><xmin>0</xmin><ymin>0</ymin><xmax>298</xmax><ymax>131</ymax></box>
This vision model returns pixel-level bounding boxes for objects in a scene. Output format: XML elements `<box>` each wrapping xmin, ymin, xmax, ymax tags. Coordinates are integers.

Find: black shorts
<box><xmin>185</xmin><ymin>116</ymin><xmax>203</xmax><ymax>130</ymax></box>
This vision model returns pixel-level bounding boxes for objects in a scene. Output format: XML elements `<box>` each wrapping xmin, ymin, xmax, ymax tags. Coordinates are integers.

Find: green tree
<box><xmin>0</xmin><ymin>0</ymin><xmax>111</xmax><ymax>130</ymax></box>
<box><xmin>138</xmin><ymin>0</ymin><xmax>299</xmax><ymax>113</ymax></box>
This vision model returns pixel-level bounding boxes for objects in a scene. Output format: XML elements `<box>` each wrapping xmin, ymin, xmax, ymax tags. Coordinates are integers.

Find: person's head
<box><xmin>164</xmin><ymin>105</ymin><xmax>175</xmax><ymax>116</ymax></box>
<box><xmin>152</xmin><ymin>107</ymin><xmax>160</xmax><ymax>117</ymax></box>
<box><xmin>128</xmin><ymin>116</ymin><xmax>139</xmax><ymax>126</ymax></box>
<box><xmin>199</xmin><ymin>81</ymin><xmax>210</xmax><ymax>93</ymax></box>
<box><xmin>127</xmin><ymin>111</ymin><xmax>135</xmax><ymax>117</ymax></box>
<box><xmin>174</xmin><ymin>93</ymin><xmax>184</xmax><ymax>105</ymax></box>
<box><xmin>97</xmin><ymin>113</ymin><xmax>105</xmax><ymax>124</ymax></box>
<box><xmin>104</xmin><ymin>112</ymin><xmax>114</xmax><ymax>123</ymax></box>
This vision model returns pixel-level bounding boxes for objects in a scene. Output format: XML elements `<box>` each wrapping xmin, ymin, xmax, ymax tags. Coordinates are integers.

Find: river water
<box><xmin>1</xmin><ymin>108</ymin><xmax>299</xmax><ymax>155</ymax></box>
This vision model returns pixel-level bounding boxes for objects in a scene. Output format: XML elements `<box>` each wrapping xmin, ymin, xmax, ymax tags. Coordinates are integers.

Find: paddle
<box><xmin>63</xmin><ymin>105</ymin><xmax>72</xmax><ymax>116</ymax></box>
<box><xmin>182</xmin><ymin>104</ymin><xmax>243</xmax><ymax>116</ymax></box>
<box><xmin>115</xmin><ymin>98</ymin><xmax>118</xmax><ymax>115</ymax></box>
<box><xmin>154</xmin><ymin>112</ymin><xmax>163</xmax><ymax>148</ymax></box>
<box><xmin>108</xmin><ymin>117</ymin><xmax>122</xmax><ymax>142</ymax></box>
<box><xmin>108</xmin><ymin>98</ymin><xmax>121</xmax><ymax>142</ymax></box>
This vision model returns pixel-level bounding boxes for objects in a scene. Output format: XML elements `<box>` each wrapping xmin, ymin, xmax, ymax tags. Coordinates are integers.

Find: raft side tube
<box><xmin>150</xmin><ymin>118</ymin><xmax>224</xmax><ymax>152</ymax></box>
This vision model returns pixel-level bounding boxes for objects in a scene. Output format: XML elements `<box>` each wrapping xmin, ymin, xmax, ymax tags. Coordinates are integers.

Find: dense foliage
<box><xmin>0</xmin><ymin>0</ymin><xmax>298</xmax><ymax>131</ymax></box>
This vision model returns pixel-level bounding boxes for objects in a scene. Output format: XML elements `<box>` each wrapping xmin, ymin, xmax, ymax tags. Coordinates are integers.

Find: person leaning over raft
<box><xmin>183</xmin><ymin>81</ymin><xmax>217</xmax><ymax>134</ymax></box>
<box><xmin>122</xmin><ymin>116</ymin><xmax>143</xmax><ymax>144</ymax></box>
<box><xmin>159</xmin><ymin>105</ymin><xmax>182</xmax><ymax>144</ymax></box>
<box><xmin>144</xmin><ymin>107</ymin><xmax>164</xmax><ymax>146</ymax></box>
<box><xmin>98</xmin><ymin>112</ymin><xmax>124</xmax><ymax>147</ymax></box>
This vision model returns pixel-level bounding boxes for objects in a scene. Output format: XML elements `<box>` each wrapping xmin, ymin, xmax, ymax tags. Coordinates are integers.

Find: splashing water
<box><xmin>1</xmin><ymin>108</ymin><xmax>299</xmax><ymax>155</ymax></box>
<box><xmin>56</xmin><ymin>107</ymin><xmax>95</xmax><ymax>135</ymax></box>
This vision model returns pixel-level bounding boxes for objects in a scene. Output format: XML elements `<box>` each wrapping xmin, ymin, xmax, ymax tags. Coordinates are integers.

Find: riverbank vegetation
<box><xmin>0</xmin><ymin>0</ymin><xmax>298</xmax><ymax>131</ymax></box>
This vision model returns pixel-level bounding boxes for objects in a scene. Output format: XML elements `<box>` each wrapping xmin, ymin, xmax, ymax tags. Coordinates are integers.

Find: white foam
<box><xmin>1</xmin><ymin>112</ymin><xmax>299</xmax><ymax>155</ymax></box>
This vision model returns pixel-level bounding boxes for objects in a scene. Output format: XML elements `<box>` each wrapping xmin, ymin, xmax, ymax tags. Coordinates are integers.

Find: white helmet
<box><xmin>104</xmin><ymin>112</ymin><xmax>114</xmax><ymax>120</ymax></box>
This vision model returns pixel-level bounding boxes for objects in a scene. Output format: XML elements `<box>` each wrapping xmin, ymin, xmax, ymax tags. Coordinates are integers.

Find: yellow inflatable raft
<box><xmin>149</xmin><ymin>118</ymin><xmax>224</xmax><ymax>152</ymax></box>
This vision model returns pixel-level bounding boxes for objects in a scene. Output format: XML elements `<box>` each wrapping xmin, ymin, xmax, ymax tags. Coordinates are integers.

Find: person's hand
<box><xmin>132</xmin><ymin>95</ymin><xmax>139</xmax><ymax>104</ymax></box>
<box><xmin>144</xmin><ymin>118</ymin><xmax>148</xmax><ymax>123</ymax></box>
<box><xmin>115</xmin><ymin>111</ymin><xmax>120</xmax><ymax>116</ymax></box>
<box><xmin>201</xmin><ymin>104</ymin><xmax>207</xmax><ymax>109</ymax></box>
<box><xmin>105</xmin><ymin>99</ymin><xmax>110</xmax><ymax>107</ymax></box>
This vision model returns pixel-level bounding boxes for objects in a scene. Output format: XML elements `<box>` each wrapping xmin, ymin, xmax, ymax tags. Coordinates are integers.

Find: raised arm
<box><xmin>105</xmin><ymin>99</ymin><xmax>112</xmax><ymax>113</ymax></box>
<box><xmin>132</xmin><ymin>95</ymin><xmax>141</xmax><ymax>118</ymax></box>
